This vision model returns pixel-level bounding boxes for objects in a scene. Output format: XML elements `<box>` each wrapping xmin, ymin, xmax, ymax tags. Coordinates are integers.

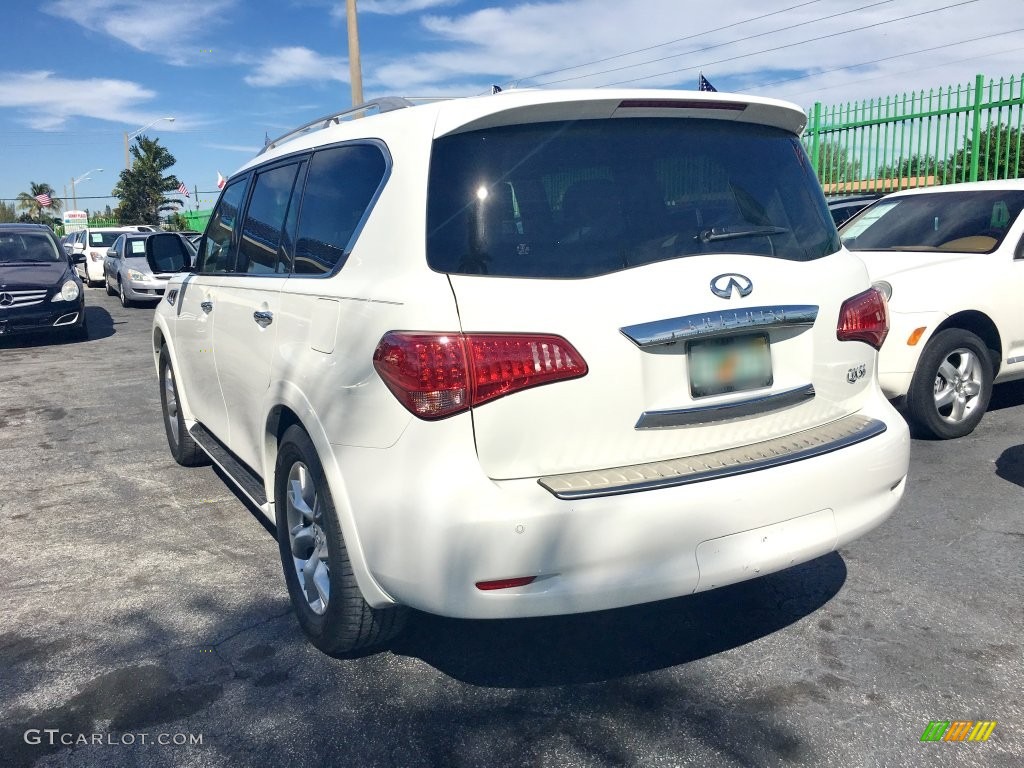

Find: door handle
<box><xmin>200</xmin><ymin>300</ymin><xmax>213</xmax><ymax>314</ymax></box>
<box><xmin>253</xmin><ymin>310</ymin><xmax>273</xmax><ymax>328</ymax></box>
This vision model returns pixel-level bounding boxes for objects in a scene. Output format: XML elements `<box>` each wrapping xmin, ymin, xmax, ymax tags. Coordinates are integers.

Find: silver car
<box><xmin>103</xmin><ymin>233</ymin><xmax>195</xmax><ymax>307</ymax></box>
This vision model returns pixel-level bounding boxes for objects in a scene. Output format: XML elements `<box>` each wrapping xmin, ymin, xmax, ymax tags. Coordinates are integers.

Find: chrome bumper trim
<box><xmin>538</xmin><ymin>414</ymin><xmax>886</xmax><ymax>499</ymax></box>
<box><xmin>635</xmin><ymin>383</ymin><xmax>815</xmax><ymax>429</ymax></box>
<box><xmin>620</xmin><ymin>305</ymin><xmax>818</xmax><ymax>348</ymax></box>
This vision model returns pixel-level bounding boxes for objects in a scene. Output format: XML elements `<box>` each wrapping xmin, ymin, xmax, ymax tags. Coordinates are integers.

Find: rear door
<box><xmin>429</xmin><ymin>113</ymin><xmax>876</xmax><ymax>479</ymax></box>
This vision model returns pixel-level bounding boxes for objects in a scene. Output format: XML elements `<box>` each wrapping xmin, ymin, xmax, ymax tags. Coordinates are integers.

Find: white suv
<box><xmin>149</xmin><ymin>89</ymin><xmax>910</xmax><ymax>654</ymax></box>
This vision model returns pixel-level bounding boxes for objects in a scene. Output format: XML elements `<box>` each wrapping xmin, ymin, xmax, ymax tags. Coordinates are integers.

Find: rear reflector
<box><xmin>373</xmin><ymin>332</ymin><xmax>588</xmax><ymax>420</ymax></box>
<box><xmin>837</xmin><ymin>287</ymin><xmax>889</xmax><ymax>349</ymax></box>
<box><xmin>475</xmin><ymin>576</ymin><xmax>537</xmax><ymax>591</ymax></box>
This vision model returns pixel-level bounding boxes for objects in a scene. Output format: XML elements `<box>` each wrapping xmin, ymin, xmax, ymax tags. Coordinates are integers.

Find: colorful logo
<box><xmin>920</xmin><ymin>721</ymin><xmax>997</xmax><ymax>742</ymax></box>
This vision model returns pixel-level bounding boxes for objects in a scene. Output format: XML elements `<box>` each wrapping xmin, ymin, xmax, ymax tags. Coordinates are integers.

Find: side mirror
<box><xmin>106</xmin><ymin>247</ymin><xmax>117</xmax><ymax>258</ymax></box>
<box><xmin>72</xmin><ymin>252</ymin><xmax>87</xmax><ymax>264</ymax></box>
<box><xmin>145</xmin><ymin>232</ymin><xmax>193</xmax><ymax>274</ymax></box>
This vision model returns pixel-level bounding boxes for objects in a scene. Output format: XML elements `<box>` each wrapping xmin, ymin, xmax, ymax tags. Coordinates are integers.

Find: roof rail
<box><xmin>258</xmin><ymin>97</ymin><xmax>438</xmax><ymax>156</ymax></box>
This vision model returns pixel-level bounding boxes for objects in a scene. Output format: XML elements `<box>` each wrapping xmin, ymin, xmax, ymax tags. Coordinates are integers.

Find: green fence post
<box><xmin>970</xmin><ymin>73</ymin><xmax>985</xmax><ymax>182</ymax></box>
<box><xmin>810</xmin><ymin>102</ymin><xmax>822</xmax><ymax>179</ymax></box>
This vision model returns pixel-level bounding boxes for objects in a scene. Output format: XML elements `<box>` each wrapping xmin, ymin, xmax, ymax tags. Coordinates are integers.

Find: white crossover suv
<box><xmin>148</xmin><ymin>89</ymin><xmax>910</xmax><ymax>654</ymax></box>
<box><xmin>842</xmin><ymin>180</ymin><xmax>1024</xmax><ymax>439</ymax></box>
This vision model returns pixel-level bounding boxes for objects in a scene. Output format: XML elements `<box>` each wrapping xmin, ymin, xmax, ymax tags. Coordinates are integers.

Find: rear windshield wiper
<box><xmin>696</xmin><ymin>225</ymin><xmax>789</xmax><ymax>243</ymax></box>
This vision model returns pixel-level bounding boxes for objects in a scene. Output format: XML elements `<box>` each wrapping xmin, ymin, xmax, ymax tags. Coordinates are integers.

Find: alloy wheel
<box><xmin>933</xmin><ymin>347</ymin><xmax>983</xmax><ymax>424</ymax></box>
<box><xmin>286</xmin><ymin>462</ymin><xmax>330</xmax><ymax>615</ymax></box>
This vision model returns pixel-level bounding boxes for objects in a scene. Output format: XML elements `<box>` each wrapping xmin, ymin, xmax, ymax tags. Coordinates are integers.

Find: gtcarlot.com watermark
<box><xmin>24</xmin><ymin>729</ymin><xmax>203</xmax><ymax>747</ymax></box>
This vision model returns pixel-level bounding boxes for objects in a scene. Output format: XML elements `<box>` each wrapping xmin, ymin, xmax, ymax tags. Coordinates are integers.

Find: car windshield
<box><xmin>0</xmin><ymin>233</ymin><xmax>61</xmax><ymax>263</ymax></box>
<box><xmin>90</xmin><ymin>231</ymin><xmax>123</xmax><ymax>248</ymax></box>
<box><xmin>426</xmin><ymin>118</ymin><xmax>839</xmax><ymax>278</ymax></box>
<box><xmin>842</xmin><ymin>190</ymin><xmax>1024</xmax><ymax>253</ymax></box>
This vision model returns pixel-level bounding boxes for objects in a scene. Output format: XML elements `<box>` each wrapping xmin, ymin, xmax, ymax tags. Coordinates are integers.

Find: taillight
<box><xmin>373</xmin><ymin>332</ymin><xmax>588</xmax><ymax>419</ymax></box>
<box><xmin>837</xmin><ymin>287</ymin><xmax>888</xmax><ymax>349</ymax></box>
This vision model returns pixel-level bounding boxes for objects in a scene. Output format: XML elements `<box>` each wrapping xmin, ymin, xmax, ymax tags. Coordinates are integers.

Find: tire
<box><xmin>105</xmin><ymin>275</ymin><xmax>115</xmax><ymax>296</ymax></box>
<box><xmin>275</xmin><ymin>425</ymin><xmax>406</xmax><ymax>655</ymax></box>
<box><xmin>159</xmin><ymin>345</ymin><xmax>206</xmax><ymax>466</ymax></box>
<box><xmin>119</xmin><ymin>279</ymin><xmax>133</xmax><ymax>308</ymax></box>
<box><xmin>905</xmin><ymin>328</ymin><xmax>993</xmax><ymax>440</ymax></box>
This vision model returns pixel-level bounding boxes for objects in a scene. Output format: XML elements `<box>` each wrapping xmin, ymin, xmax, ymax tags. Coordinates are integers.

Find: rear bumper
<box><xmin>0</xmin><ymin>300</ymin><xmax>85</xmax><ymax>336</ymax></box>
<box><xmin>335</xmin><ymin>388</ymin><xmax>910</xmax><ymax>619</ymax></box>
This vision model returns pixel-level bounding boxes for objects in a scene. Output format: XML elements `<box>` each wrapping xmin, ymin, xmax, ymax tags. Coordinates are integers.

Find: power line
<box><xmin>534</xmin><ymin>0</ymin><xmax>896</xmax><ymax>87</ymax></box>
<box><xmin>595</xmin><ymin>0</ymin><xmax>980</xmax><ymax>88</ymax></box>
<box><xmin>512</xmin><ymin>0</ymin><xmax>826</xmax><ymax>86</ymax></box>
<box><xmin>783</xmin><ymin>45</ymin><xmax>1024</xmax><ymax>99</ymax></box>
<box><xmin>739</xmin><ymin>27</ymin><xmax>1024</xmax><ymax>93</ymax></box>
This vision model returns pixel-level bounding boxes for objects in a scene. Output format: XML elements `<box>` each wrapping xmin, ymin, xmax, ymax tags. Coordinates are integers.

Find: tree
<box><xmin>815</xmin><ymin>141</ymin><xmax>862</xmax><ymax>185</ymax></box>
<box><xmin>0</xmin><ymin>201</ymin><xmax>16</xmax><ymax>223</ymax></box>
<box><xmin>16</xmin><ymin>182</ymin><xmax>63</xmax><ymax>220</ymax></box>
<box><xmin>164</xmin><ymin>212</ymin><xmax>190</xmax><ymax>231</ymax></box>
<box><xmin>945</xmin><ymin>123</ymin><xmax>1024</xmax><ymax>182</ymax></box>
<box><xmin>113</xmin><ymin>136</ymin><xmax>182</xmax><ymax>225</ymax></box>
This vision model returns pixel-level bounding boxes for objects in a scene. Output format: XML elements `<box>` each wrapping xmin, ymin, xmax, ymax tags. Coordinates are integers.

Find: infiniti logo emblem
<box><xmin>710</xmin><ymin>273</ymin><xmax>753</xmax><ymax>299</ymax></box>
<box><xmin>0</xmin><ymin>292</ymin><xmax>13</xmax><ymax>307</ymax></box>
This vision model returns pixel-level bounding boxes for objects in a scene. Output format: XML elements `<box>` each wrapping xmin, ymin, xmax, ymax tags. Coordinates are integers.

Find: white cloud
<box><xmin>356</xmin><ymin>0</ymin><xmax>1024</xmax><ymax>106</ymax></box>
<box><xmin>0</xmin><ymin>71</ymin><xmax>165</xmax><ymax>130</ymax></box>
<box><xmin>332</xmin><ymin>0</ymin><xmax>460</xmax><ymax>19</ymax></box>
<box><xmin>44</xmin><ymin>0</ymin><xmax>234</xmax><ymax>64</ymax></box>
<box><xmin>244</xmin><ymin>47</ymin><xmax>349</xmax><ymax>87</ymax></box>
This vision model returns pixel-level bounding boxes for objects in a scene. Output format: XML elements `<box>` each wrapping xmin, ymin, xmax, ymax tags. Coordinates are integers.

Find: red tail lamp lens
<box><xmin>837</xmin><ymin>287</ymin><xmax>889</xmax><ymax>349</ymax></box>
<box><xmin>373</xmin><ymin>332</ymin><xmax>587</xmax><ymax>419</ymax></box>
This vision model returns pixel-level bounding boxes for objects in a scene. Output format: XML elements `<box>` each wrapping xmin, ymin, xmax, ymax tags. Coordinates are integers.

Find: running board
<box><xmin>538</xmin><ymin>414</ymin><xmax>886</xmax><ymax>500</ymax></box>
<box><xmin>189</xmin><ymin>424</ymin><xmax>269</xmax><ymax>508</ymax></box>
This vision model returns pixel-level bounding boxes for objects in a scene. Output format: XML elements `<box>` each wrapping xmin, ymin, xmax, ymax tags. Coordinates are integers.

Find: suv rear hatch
<box><xmin>425</xmin><ymin>96</ymin><xmax>881</xmax><ymax>480</ymax></box>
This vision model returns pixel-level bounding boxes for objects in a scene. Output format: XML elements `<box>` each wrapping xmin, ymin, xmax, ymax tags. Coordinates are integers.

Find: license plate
<box><xmin>687</xmin><ymin>334</ymin><xmax>772</xmax><ymax>398</ymax></box>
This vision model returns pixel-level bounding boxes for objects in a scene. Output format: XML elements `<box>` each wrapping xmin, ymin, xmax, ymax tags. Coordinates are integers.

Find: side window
<box><xmin>238</xmin><ymin>163</ymin><xmax>301</xmax><ymax>275</ymax></box>
<box><xmin>197</xmin><ymin>176</ymin><xmax>249</xmax><ymax>274</ymax></box>
<box><xmin>112</xmin><ymin>234</ymin><xmax>125</xmax><ymax>257</ymax></box>
<box><xmin>293</xmin><ymin>144</ymin><xmax>386</xmax><ymax>275</ymax></box>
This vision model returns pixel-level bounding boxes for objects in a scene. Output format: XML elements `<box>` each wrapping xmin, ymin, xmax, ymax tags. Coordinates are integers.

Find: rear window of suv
<box><xmin>426</xmin><ymin>118</ymin><xmax>839</xmax><ymax>278</ymax></box>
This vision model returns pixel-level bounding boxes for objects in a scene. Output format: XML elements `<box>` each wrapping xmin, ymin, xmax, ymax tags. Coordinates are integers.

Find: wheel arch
<box><xmin>152</xmin><ymin>322</ymin><xmax>198</xmax><ymax>423</ymax></box>
<box><xmin>933</xmin><ymin>310</ymin><xmax>1002</xmax><ymax>375</ymax></box>
<box><xmin>261</xmin><ymin>384</ymin><xmax>395</xmax><ymax>609</ymax></box>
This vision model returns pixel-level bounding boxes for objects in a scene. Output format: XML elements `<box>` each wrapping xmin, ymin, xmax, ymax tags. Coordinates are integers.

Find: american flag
<box><xmin>34</xmin><ymin>193</ymin><xmax>52</xmax><ymax>207</ymax></box>
<box><xmin>177</xmin><ymin>181</ymin><xmax>190</xmax><ymax>197</ymax></box>
<box><xmin>698</xmin><ymin>73</ymin><xmax>717</xmax><ymax>92</ymax></box>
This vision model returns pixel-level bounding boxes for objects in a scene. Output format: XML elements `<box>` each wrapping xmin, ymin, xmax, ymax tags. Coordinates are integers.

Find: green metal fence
<box><xmin>804</xmin><ymin>73</ymin><xmax>1024</xmax><ymax>194</ymax></box>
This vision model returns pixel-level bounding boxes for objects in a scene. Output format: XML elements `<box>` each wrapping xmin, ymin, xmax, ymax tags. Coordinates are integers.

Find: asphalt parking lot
<box><xmin>1</xmin><ymin>286</ymin><xmax>1021</xmax><ymax>768</ymax></box>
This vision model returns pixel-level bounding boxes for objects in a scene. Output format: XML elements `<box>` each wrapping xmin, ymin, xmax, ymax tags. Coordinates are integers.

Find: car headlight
<box><xmin>872</xmin><ymin>280</ymin><xmax>893</xmax><ymax>301</ymax></box>
<box><xmin>52</xmin><ymin>279</ymin><xmax>80</xmax><ymax>302</ymax></box>
<box><xmin>127</xmin><ymin>269</ymin><xmax>146</xmax><ymax>281</ymax></box>
<box><xmin>89</xmin><ymin>251</ymin><xmax>104</xmax><ymax>261</ymax></box>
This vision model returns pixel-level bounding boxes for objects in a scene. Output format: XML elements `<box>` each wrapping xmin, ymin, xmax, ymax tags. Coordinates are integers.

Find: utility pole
<box><xmin>71</xmin><ymin>177</ymin><xmax>77</xmax><ymax>210</ymax></box>
<box><xmin>124</xmin><ymin>132</ymin><xmax>131</xmax><ymax>170</ymax></box>
<box><xmin>346</xmin><ymin>0</ymin><xmax>363</xmax><ymax>106</ymax></box>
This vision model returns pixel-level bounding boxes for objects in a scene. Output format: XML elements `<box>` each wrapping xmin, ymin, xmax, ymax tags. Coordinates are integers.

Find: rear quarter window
<box><xmin>427</xmin><ymin>118</ymin><xmax>839</xmax><ymax>278</ymax></box>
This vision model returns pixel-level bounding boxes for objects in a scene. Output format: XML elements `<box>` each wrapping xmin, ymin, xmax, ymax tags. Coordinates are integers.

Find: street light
<box><xmin>71</xmin><ymin>168</ymin><xmax>103</xmax><ymax>210</ymax></box>
<box><xmin>124</xmin><ymin>116</ymin><xmax>175</xmax><ymax>169</ymax></box>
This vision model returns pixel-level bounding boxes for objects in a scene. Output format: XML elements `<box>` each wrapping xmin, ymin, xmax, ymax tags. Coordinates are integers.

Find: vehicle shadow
<box><xmin>988</xmin><ymin>379</ymin><xmax>1024</xmax><ymax>412</ymax></box>
<box><xmin>994</xmin><ymin>444</ymin><xmax>1024</xmax><ymax>488</ymax></box>
<box><xmin>389</xmin><ymin>552</ymin><xmax>847</xmax><ymax>688</ymax></box>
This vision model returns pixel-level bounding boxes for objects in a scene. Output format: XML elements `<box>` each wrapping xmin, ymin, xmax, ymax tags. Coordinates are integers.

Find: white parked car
<box><xmin>148</xmin><ymin>89</ymin><xmax>910</xmax><ymax>654</ymax></box>
<box><xmin>69</xmin><ymin>226</ymin><xmax>131</xmax><ymax>285</ymax></box>
<box><xmin>841</xmin><ymin>180</ymin><xmax>1024</xmax><ymax>439</ymax></box>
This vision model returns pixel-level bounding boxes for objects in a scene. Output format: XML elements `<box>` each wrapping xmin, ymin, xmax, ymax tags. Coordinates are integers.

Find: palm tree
<box><xmin>16</xmin><ymin>182</ymin><xmax>63</xmax><ymax>220</ymax></box>
<box><xmin>113</xmin><ymin>137</ymin><xmax>182</xmax><ymax>225</ymax></box>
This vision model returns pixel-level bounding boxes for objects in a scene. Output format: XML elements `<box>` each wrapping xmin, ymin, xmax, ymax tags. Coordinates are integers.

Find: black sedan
<box><xmin>0</xmin><ymin>224</ymin><xmax>87</xmax><ymax>340</ymax></box>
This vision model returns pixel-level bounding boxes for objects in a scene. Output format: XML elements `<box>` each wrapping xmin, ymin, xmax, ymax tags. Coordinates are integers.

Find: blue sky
<box><xmin>2</xmin><ymin>0</ymin><xmax>1023</xmax><ymax>216</ymax></box>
